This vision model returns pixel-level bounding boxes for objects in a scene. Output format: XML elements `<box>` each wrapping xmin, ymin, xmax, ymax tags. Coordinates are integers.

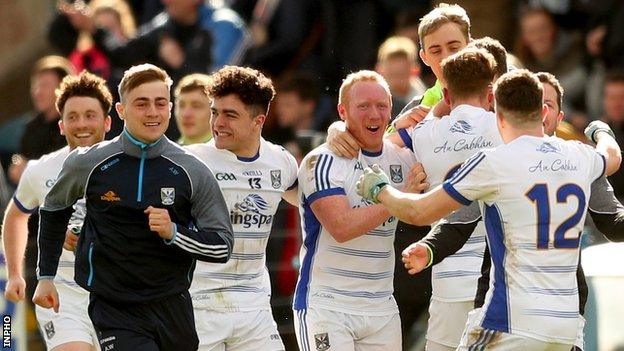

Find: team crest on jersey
<box><xmin>536</xmin><ymin>141</ymin><xmax>562</xmax><ymax>154</ymax></box>
<box><xmin>450</xmin><ymin>120</ymin><xmax>474</xmax><ymax>134</ymax></box>
<box><xmin>161</xmin><ymin>187</ymin><xmax>175</xmax><ymax>205</ymax></box>
<box><xmin>271</xmin><ymin>170</ymin><xmax>282</xmax><ymax>189</ymax></box>
<box><xmin>314</xmin><ymin>332</ymin><xmax>330</xmax><ymax>351</ymax></box>
<box><xmin>44</xmin><ymin>321</ymin><xmax>55</xmax><ymax>339</ymax></box>
<box><xmin>390</xmin><ymin>165</ymin><xmax>403</xmax><ymax>183</ymax></box>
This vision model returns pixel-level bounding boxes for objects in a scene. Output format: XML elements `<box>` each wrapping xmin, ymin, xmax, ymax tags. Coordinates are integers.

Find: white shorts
<box><xmin>35</xmin><ymin>286</ymin><xmax>98</xmax><ymax>350</ymax></box>
<box><xmin>457</xmin><ymin>309</ymin><xmax>573</xmax><ymax>351</ymax></box>
<box><xmin>574</xmin><ymin>315</ymin><xmax>585</xmax><ymax>350</ymax></box>
<box><xmin>426</xmin><ymin>299</ymin><xmax>473</xmax><ymax>349</ymax></box>
<box><xmin>294</xmin><ymin>307</ymin><xmax>401</xmax><ymax>351</ymax></box>
<box><xmin>194</xmin><ymin>309</ymin><xmax>284</xmax><ymax>351</ymax></box>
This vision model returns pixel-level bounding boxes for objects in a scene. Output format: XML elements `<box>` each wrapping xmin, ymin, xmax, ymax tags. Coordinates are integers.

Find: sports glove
<box><xmin>584</xmin><ymin>120</ymin><xmax>616</xmax><ymax>144</ymax></box>
<box><xmin>356</xmin><ymin>164</ymin><xmax>390</xmax><ymax>203</ymax></box>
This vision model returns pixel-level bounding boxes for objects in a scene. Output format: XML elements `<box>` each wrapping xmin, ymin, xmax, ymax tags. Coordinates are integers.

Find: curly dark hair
<box><xmin>56</xmin><ymin>70</ymin><xmax>113</xmax><ymax>115</ymax></box>
<box><xmin>209</xmin><ymin>66</ymin><xmax>275</xmax><ymax>115</ymax></box>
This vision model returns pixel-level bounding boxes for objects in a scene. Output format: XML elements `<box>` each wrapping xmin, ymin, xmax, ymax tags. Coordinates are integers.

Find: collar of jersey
<box><xmin>361</xmin><ymin>147</ymin><xmax>383</xmax><ymax>157</ymax></box>
<box><xmin>122</xmin><ymin>128</ymin><xmax>165</xmax><ymax>158</ymax></box>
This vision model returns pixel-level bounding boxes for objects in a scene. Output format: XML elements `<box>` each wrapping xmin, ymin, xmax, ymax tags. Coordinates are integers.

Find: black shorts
<box><xmin>88</xmin><ymin>291</ymin><xmax>198</xmax><ymax>351</ymax></box>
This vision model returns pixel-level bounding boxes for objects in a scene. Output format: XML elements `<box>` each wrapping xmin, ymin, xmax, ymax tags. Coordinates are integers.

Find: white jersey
<box><xmin>187</xmin><ymin>138</ymin><xmax>298</xmax><ymax>312</ymax></box>
<box><xmin>399</xmin><ymin>104</ymin><xmax>503</xmax><ymax>301</ymax></box>
<box><xmin>443</xmin><ymin>135</ymin><xmax>605</xmax><ymax>343</ymax></box>
<box><xmin>14</xmin><ymin>146</ymin><xmax>85</xmax><ymax>293</ymax></box>
<box><xmin>294</xmin><ymin>141</ymin><xmax>417</xmax><ymax>315</ymax></box>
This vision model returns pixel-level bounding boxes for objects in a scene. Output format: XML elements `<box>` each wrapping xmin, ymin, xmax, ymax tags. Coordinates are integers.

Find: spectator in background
<box><xmin>9</xmin><ymin>56</ymin><xmax>74</xmax><ymax>185</ymax></box>
<box><xmin>239</xmin><ymin>0</ymin><xmax>316</xmax><ymax>77</ymax></box>
<box><xmin>601</xmin><ymin>72</ymin><xmax>624</xmax><ymax>200</ymax></box>
<box><xmin>376</xmin><ymin>36</ymin><xmax>427</xmax><ymax>117</ymax></box>
<box><xmin>50</xmin><ymin>0</ymin><xmax>136</xmax><ymax>138</ymax></box>
<box><xmin>264</xmin><ymin>73</ymin><xmax>321</xmax><ymax>160</ymax></box>
<box><xmin>515</xmin><ymin>7</ymin><xmax>587</xmax><ymax>114</ymax></box>
<box><xmin>58</xmin><ymin>0</ymin><xmax>248</xmax><ymax>139</ymax></box>
<box><xmin>58</xmin><ymin>0</ymin><xmax>248</xmax><ymax>80</ymax></box>
<box><xmin>174</xmin><ymin>73</ymin><xmax>213</xmax><ymax>146</ymax></box>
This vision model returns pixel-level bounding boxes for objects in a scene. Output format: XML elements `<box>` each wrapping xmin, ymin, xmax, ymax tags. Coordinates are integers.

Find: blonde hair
<box><xmin>338</xmin><ymin>70</ymin><xmax>391</xmax><ymax>106</ymax></box>
<box><xmin>377</xmin><ymin>36</ymin><xmax>417</xmax><ymax>64</ymax></box>
<box><xmin>418</xmin><ymin>3</ymin><xmax>470</xmax><ymax>49</ymax></box>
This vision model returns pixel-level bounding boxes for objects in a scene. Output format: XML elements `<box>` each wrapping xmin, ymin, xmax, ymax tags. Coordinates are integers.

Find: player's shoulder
<box><xmin>382</xmin><ymin>139</ymin><xmax>417</xmax><ymax>164</ymax></box>
<box><xmin>25</xmin><ymin>146</ymin><xmax>70</xmax><ymax>172</ymax></box>
<box><xmin>300</xmin><ymin>143</ymin><xmax>351</xmax><ymax>174</ymax></box>
<box><xmin>260</xmin><ymin>138</ymin><xmax>297</xmax><ymax>165</ymax></box>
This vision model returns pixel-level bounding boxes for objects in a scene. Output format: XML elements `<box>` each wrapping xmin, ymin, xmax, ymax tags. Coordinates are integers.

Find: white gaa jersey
<box><xmin>399</xmin><ymin>104</ymin><xmax>503</xmax><ymax>301</ymax></box>
<box><xmin>14</xmin><ymin>146</ymin><xmax>86</xmax><ymax>293</ymax></box>
<box><xmin>294</xmin><ymin>140</ymin><xmax>417</xmax><ymax>315</ymax></box>
<box><xmin>187</xmin><ymin>138</ymin><xmax>297</xmax><ymax>312</ymax></box>
<box><xmin>443</xmin><ymin>135</ymin><xmax>605</xmax><ymax>343</ymax></box>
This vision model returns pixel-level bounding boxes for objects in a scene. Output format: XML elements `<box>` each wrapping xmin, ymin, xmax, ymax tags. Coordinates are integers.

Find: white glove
<box><xmin>585</xmin><ymin>120</ymin><xmax>615</xmax><ymax>143</ymax></box>
<box><xmin>356</xmin><ymin>164</ymin><xmax>390</xmax><ymax>203</ymax></box>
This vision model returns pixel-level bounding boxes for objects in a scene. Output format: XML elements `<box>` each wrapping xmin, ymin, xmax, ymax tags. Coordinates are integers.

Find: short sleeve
<box><xmin>284</xmin><ymin>150</ymin><xmax>299</xmax><ymax>191</ymax></box>
<box><xmin>442</xmin><ymin>151</ymin><xmax>497</xmax><ymax>205</ymax></box>
<box><xmin>13</xmin><ymin>161</ymin><xmax>40</xmax><ymax>213</ymax></box>
<box><xmin>298</xmin><ymin>153</ymin><xmax>346</xmax><ymax>204</ymax></box>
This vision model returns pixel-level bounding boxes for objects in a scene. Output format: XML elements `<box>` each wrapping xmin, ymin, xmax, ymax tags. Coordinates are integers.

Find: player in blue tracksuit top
<box><xmin>33</xmin><ymin>64</ymin><xmax>234</xmax><ymax>351</ymax></box>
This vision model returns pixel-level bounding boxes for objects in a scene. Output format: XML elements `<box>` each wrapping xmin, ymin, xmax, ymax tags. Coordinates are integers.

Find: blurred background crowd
<box><xmin>0</xmin><ymin>0</ymin><xmax>623</xmax><ymax>350</ymax></box>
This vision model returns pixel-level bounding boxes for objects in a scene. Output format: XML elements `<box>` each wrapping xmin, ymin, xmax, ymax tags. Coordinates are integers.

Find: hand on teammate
<box><xmin>33</xmin><ymin>280</ymin><xmax>60</xmax><ymax>313</ymax></box>
<box><xmin>404</xmin><ymin>163</ymin><xmax>429</xmax><ymax>193</ymax></box>
<box><xmin>4</xmin><ymin>276</ymin><xmax>26</xmax><ymax>302</ymax></box>
<box><xmin>356</xmin><ymin>164</ymin><xmax>390</xmax><ymax>203</ymax></box>
<box><xmin>393</xmin><ymin>104</ymin><xmax>431</xmax><ymax>130</ymax></box>
<box><xmin>401</xmin><ymin>242</ymin><xmax>431</xmax><ymax>274</ymax></box>
<box><xmin>326</xmin><ymin>121</ymin><xmax>360</xmax><ymax>159</ymax></box>
<box><xmin>145</xmin><ymin>206</ymin><xmax>175</xmax><ymax>240</ymax></box>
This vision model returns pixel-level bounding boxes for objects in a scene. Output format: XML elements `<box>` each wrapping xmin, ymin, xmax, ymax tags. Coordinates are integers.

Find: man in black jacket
<box><xmin>33</xmin><ymin>64</ymin><xmax>234</xmax><ymax>350</ymax></box>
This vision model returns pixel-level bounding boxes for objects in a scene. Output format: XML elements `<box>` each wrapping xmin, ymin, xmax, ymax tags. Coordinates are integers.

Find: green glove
<box><xmin>356</xmin><ymin>164</ymin><xmax>390</xmax><ymax>203</ymax></box>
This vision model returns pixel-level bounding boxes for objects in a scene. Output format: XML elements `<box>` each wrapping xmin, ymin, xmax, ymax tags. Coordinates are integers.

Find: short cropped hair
<box><xmin>494</xmin><ymin>69</ymin><xmax>543</xmax><ymax>126</ymax></box>
<box><xmin>468</xmin><ymin>36</ymin><xmax>507</xmax><ymax>77</ymax></box>
<box><xmin>338</xmin><ymin>70</ymin><xmax>391</xmax><ymax>107</ymax></box>
<box><xmin>118</xmin><ymin>64</ymin><xmax>172</xmax><ymax>102</ymax></box>
<box><xmin>418</xmin><ymin>3</ymin><xmax>471</xmax><ymax>49</ymax></box>
<box><xmin>209</xmin><ymin>66</ymin><xmax>275</xmax><ymax>116</ymax></box>
<box><xmin>56</xmin><ymin>71</ymin><xmax>113</xmax><ymax>115</ymax></box>
<box><xmin>536</xmin><ymin>72</ymin><xmax>564</xmax><ymax>111</ymax></box>
<box><xmin>31</xmin><ymin>55</ymin><xmax>74</xmax><ymax>82</ymax></box>
<box><xmin>174</xmin><ymin>73</ymin><xmax>212</xmax><ymax>98</ymax></box>
<box><xmin>377</xmin><ymin>36</ymin><xmax>417</xmax><ymax>64</ymax></box>
<box><xmin>442</xmin><ymin>48</ymin><xmax>496</xmax><ymax>100</ymax></box>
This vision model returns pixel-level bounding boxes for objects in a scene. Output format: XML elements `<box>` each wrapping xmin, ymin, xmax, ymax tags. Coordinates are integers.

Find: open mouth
<box><xmin>75</xmin><ymin>133</ymin><xmax>93</xmax><ymax>139</ymax></box>
<box><xmin>214</xmin><ymin>130</ymin><xmax>231</xmax><ymax>137</ymax></box>
<box><xmin>144</xmin><ymin>122</ymin><xmax>160</xmax><ymax>127</ymax></box>
<box><xmin>366</xmin><ymin>125</ymin><xmax>381</xmax><ymax>132</ymax></box>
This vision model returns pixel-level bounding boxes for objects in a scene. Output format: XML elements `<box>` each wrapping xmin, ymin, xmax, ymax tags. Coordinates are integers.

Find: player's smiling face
<box><xmin>420</xmin><ymin>22</ymin><xmax>468</xmax><ymax>86</ymax></box>
<box><xmin>175</xmin><ymin>89</ymin><xmax>212</xmax><ymax>140</ymax></box>
<box><xmin>60</xmin><ymin>96</ymin><xmax>111</xmax><ymax>149</ymax></box>
<box><xmin>210</xmin><ymin>94</ymin><xmax>264</xmax><ymax>155</ymax></box>
<box><xmin>542</xmin><ymin>82</ymin><xmax>563</xmax><ymax>136</ymax></box>
<box><xmin>117</xmin><ymin>80</ymin><xmax>171</xmax><ymax>144</ymax></box>
<box><xmin>339</xmin><ymin>80</ymin><xmax>391</xmax><ymax>153</ymax></box>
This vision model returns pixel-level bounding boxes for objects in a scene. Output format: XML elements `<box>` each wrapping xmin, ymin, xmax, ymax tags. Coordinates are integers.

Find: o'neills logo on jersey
<box><xmin>434</xmin><ymin>136</ymin><xmax>493</xmax><ymax>154</ymax></box>
<box><xmin>101</xmin><ymin>190</ymin><xmax>121</xmax><ymax>202</ymax></box>
<box><xmin>230</xmin><ymin>194</ymin><xmax>273</xmax><ymax>228</ymax></box>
